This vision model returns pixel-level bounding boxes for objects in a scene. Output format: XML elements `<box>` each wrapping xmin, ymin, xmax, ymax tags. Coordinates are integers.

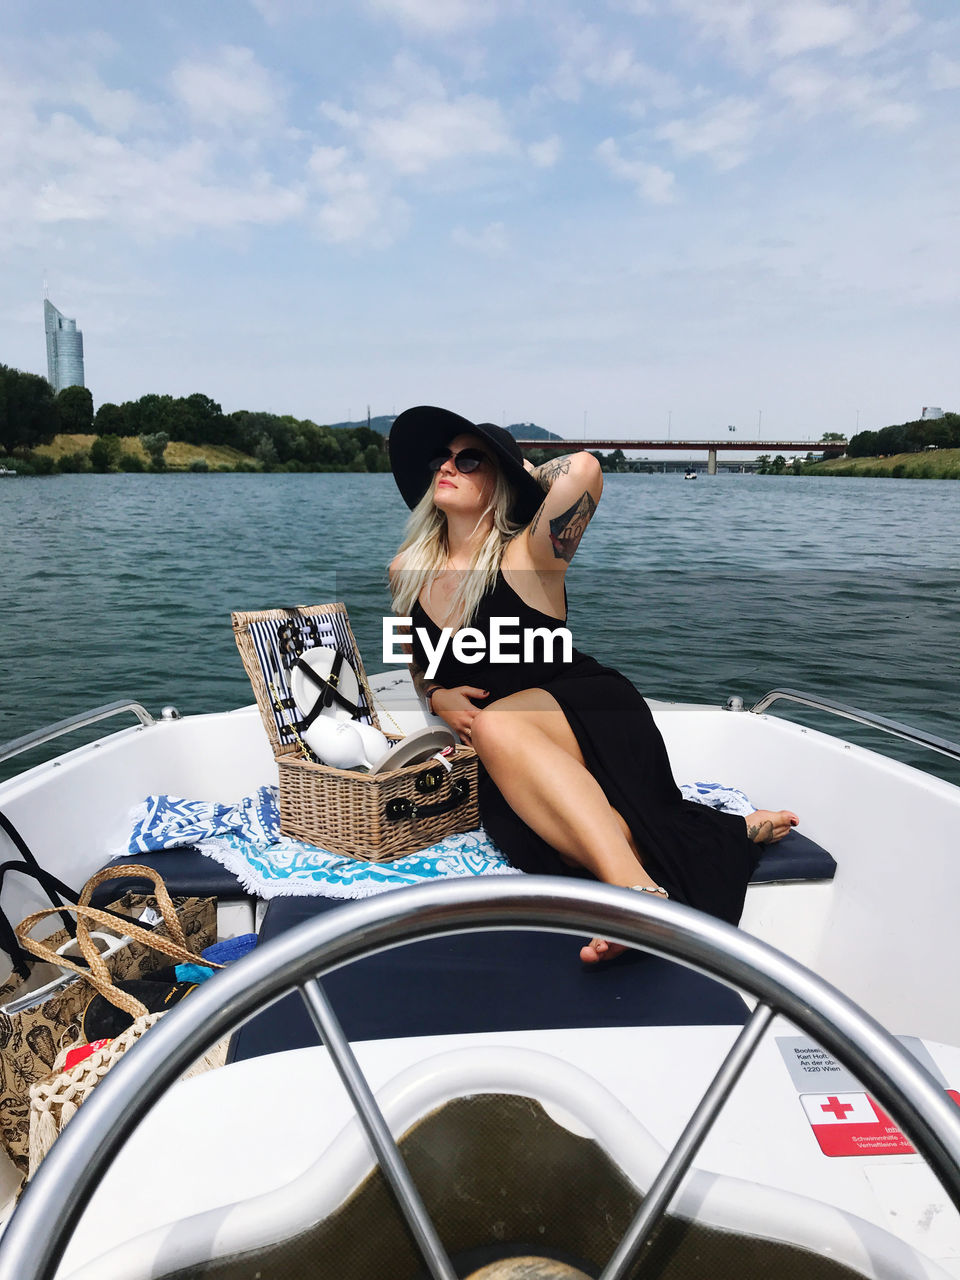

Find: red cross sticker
<box><xmin>821</xmin><ymin>1096</ymin><xmax>856</xmax><ymax>1120</ymax></box>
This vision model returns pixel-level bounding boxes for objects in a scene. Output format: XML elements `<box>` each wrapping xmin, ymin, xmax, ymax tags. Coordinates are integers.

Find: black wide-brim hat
<box><xmin>389</xmin><ymin>406</ymin><xmax>545</xmax><ymax>527</ymax></box>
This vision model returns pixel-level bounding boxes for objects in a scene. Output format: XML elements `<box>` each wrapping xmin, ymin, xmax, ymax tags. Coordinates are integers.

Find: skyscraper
<box><xmin>44</xmin><ymin>299</ymin><xmax>85</xmax><ymax>394</ymax></box>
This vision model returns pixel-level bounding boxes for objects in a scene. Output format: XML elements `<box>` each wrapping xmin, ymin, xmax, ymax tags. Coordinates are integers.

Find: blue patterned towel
<box><xmin>195</xmin><ymin>828</ymin><xmax>517</xmax><ymax>900</ymax></box>
<box><xmin>129</xmin><ymin>787</ymin><xmax>280</xmax><ymax>852</ymax></box>
<box><xmin>679</xmin><ymin>781</ymin><xmax>754</xmax><ymax>816</ymax></box>
<box><xmin>126</xmin><ymin>782</ymin><xmax>754</xmax><ymax>901</ymax></box>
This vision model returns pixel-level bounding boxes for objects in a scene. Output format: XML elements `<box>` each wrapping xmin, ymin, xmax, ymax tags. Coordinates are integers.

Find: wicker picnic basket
<box><xmin>232</xmin><ymin>604</ymin><xmax>478</xmax><ymax>860</ymax></box>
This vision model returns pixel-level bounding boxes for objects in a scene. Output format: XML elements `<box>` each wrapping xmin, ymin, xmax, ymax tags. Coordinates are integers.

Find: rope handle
<box><xmin>16</xmin><ymin>901</ymin><xmax>223</xmax><ymax>1018</ymax></box>
<box><xmin>77</xmin><ymin>863</ymin><xmax>187</xmax><ymax>948</ymax></box>
<box><xmin>16</xmin><ymin>900</ymin><xmax>222</xmax><ymax>980</ymax></box>
<box><xmin>72</xmin><ymin>863</ymin><xmax>189</xmax><ymax>992</ymax></box>
<box><xmin>15</xmin><ymin>912</ymin><xmax>148</xmax><ymax>1018</ymax></box>
<box><xmin>15</xmin><ymin>871</ymin><xmax>223</xmax><ymax>1018</ymax></box>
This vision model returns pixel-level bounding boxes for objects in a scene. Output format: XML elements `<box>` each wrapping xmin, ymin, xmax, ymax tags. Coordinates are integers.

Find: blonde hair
<box><xmin>389</xmin><ymin>461</ymin><xmax>527</xmax><ymax>629</ymax></box>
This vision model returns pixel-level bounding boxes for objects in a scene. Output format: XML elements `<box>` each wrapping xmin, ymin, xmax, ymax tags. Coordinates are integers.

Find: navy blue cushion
<box><xmin>89</xmin><ymin>850</ymin><xmax>251</xmax><ymax>909</ymax></box>
<box><xmin>750</xmin><ymin>830</ymin><xmax>837</xmax><ymax>884</ymax></box>
<box><xmin>228</xmin><ymin>893</ymin><xmax>748</xmax><ymax>1063</ymax></box>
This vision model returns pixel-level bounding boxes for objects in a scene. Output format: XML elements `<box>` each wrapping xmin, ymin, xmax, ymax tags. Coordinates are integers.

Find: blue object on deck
<box><xmin>202</xmin><ymin>933</ymin><xmax>258</xmax><ymax>965</ymax></box>
<box><xmin>174</xmin><ymin>962</ymin><xmax>215</xmax><ymax>984</ymax></box>
<box><xmin>227</xmin><ymin>893</ymin><xmax>750</xmax><ymax>1063</ymax></box>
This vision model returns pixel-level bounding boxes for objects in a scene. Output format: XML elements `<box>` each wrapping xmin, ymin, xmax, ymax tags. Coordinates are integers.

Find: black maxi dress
<box><xmin>411</xmin><ymin>569</ymin><xmax>760</xmax><ymax>926</ymax></box>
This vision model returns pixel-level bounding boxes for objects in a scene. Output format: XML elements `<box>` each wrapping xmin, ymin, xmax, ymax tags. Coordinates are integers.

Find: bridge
<box><xmin>514</xmin><ymin>438</ymin><xmax>846</xmax><ymax>475</ymax></box>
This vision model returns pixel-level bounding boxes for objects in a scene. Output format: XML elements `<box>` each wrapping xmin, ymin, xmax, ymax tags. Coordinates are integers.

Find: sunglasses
<box><xmin>427</xmin><ymin>447</ymin><xmax>488</xmax><ymax>475</ymax></box>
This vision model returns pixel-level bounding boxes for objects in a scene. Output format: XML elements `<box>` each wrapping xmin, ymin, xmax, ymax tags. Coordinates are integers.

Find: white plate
<box><xmin>290</xmin><ymin>647</ymin><xmax>362</xmax><ymax>724</ymax></box>
<box><xmin>368</xmin><ymin>726</ymin><xmax>457</xmax><ymax>775</ymax></box>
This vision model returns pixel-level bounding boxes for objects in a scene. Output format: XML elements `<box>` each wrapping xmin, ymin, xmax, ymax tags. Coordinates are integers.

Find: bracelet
<box><xmin>630</xmin><ymin>884</ymin><xmax>670</xmax><ymax>898</ymax></box>
<box><xmin>424</xmin><ymin>684</ymin><xmax>444</xmax><ymax>715</ymax></box>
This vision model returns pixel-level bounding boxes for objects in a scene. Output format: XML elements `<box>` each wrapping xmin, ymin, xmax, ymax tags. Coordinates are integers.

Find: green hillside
<box><xmin>804</xmin><ymin>449</ymin><xmax>960</xmax><ymax>479</ymax></box>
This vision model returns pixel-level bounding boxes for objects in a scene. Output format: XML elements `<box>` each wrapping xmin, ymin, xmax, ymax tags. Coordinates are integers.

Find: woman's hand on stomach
<box><xmin>432</xmin><ymin>686</ymin><xmax>488</xmax><ymax>744</ymax></box>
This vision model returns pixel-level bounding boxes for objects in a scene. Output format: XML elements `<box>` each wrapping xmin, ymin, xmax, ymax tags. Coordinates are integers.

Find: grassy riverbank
<box><xmin>32</xmin><ymin>434</ymin><xmax>258</xmax><ymax>471</ymax></box>
<box><xmin>804</xmin><ymin>448</ymin><xmax>960</xmax><ymax>479</ymax></box>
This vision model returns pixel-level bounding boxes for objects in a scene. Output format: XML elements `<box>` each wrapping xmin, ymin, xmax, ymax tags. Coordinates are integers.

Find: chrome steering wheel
<box><xmin>3</xmin><ymin>877</ymin><xmax>960</xmax><ymax>1280</ymax></box>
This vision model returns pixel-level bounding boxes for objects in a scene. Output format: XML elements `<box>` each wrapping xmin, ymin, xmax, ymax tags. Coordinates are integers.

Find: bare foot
<box><xmin>745</xmin><ymin>809</ymin><xmax>799</xmax><ymax>843</ymax></box>
<box><xmin>580</xmin><ymin>936</ymin><xmax>627</xmax><ymax>965</ymax></box>
<box><xmin>580</xmin><ymin>884</ymin><xmax>669</xmax><ymax>965</ymax></box>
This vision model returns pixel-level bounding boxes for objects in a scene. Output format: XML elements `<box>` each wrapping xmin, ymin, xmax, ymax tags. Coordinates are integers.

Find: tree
<box><xmin>90</xmin><ymin>434</ymin><xmax>123</xmax><ymax>472</ymax></box>
<box><xmin>771</xmin><ymin>454</ymin><xmax>787</xmax><ymax>473</ymax></box>
<box><xmin>58</xmin><ymin>449</ymin><xmax>91</xmax><ymax>472</ymax></box>
<box><xmin>0</xmin><ymin>364</ymin><xmax>59</xmax><ymax>452</ymax></box>
<box><xmin>184</xmin><ymin>393</ymin><xmax>223</xmax><ymax>444</ymax></box>
<box><xmin>56</xmin><ymin>385</ymin><xmax>94</xmax><ymax>434</ymax></box>
<box><xmin>756</xmin><ymin>454</ymin><xmax>771</xmax><ymax>474</ymax></box>
<box><xmin>253</xmin><ymin>433</ymin><xmax>278</xmax><ymax>468</ymax></box>
<box><xmin>94</xmin><ymin>402</ymin><xmax>127</xmax><ymax>436</ymax></box>
<box><xmin>821</xmin><ymin>432</ymin><xmax>845</xmax><ymax>442</ymax></box>
<box><xmin>351</xmin><ymin>425</ymin><xmax>385</xmax><ymax>453</ymax></box>
<box><xmin>139</xmin><ymin>431</ymin><xmax>169</xmax><ymax>470</ymax></box>
<box><xmin>848</xmin><ymin>431</ymin><xmax>879</xmax><ymax>458</ymax></box>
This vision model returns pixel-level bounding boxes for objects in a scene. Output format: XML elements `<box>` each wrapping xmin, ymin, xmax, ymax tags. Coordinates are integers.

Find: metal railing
<box><xmin>750</xmin><ymin>687</ymin><xmax>960</xmax><ymax>763</ymax></box>
<box><xmin>0</xmin><ymin>701</ymin><xmax>155</xmax><ymax>767</ymax></box>
<box><xmin>3</xmin><ymin>877</ymin><xmax>960</xmax><ymax>1280</ymax></box>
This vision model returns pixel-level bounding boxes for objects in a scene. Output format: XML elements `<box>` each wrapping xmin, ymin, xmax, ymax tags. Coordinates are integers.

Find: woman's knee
<box><xmin>469</xmin><ymin>705</ymin><xmax>502</xmax><ymax>755</ymax></box>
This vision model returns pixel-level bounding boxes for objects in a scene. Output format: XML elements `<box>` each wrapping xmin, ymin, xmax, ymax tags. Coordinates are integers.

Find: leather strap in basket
<box><xmin>15</xmin><ymin>864</ymin><xmax>223</xmax><ymax>1019</ymax></box>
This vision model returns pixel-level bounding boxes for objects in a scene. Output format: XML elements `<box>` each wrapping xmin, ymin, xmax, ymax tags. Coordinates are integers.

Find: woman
<box><xmin>387</xmin><ymin>405</ymin><xmax>798</xmax><ymax>963</ymax></box>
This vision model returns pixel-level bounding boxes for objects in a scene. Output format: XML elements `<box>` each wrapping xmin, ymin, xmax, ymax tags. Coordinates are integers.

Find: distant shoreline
<box><xmin>8</xmin><ymin>433</ymin><xmax>391</xmax><ymax>476</ymax></box>
<box><xmin>803</xmin><ymin>447</ymin><xmax>960</xmax><ymax>480</ymax></box>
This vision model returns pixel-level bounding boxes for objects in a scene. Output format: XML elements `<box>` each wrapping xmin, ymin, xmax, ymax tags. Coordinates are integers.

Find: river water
<box><xmin>2</xmin><ymin>472</ymin><xmax>958</xmax><ymax>784</ymax></box>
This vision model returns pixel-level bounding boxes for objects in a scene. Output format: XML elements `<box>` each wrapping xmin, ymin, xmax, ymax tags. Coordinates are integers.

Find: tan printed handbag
<box><xmin>0</xmin><ymin>864</ymin><xmax>217</xmax><ymax>1177</ymax></box>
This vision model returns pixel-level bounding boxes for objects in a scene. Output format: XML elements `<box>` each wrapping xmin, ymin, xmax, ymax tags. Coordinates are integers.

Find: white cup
<box><xmin>303</xmin><ymin>719</ymin><xmax>373</xmax><ymax>769</ymax></box>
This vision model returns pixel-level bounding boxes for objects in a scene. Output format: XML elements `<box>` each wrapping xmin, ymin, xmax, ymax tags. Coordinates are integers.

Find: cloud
<box><xmin>31</xmin><ymin>132</ymin><xmax>304</xmax><ymax>233</ymax></box>
<box><xmin>544</xmin><ymin>20</ymin><xmax>686</xmax><ymax>110</ymax></box>
<box><xmin>597</xmin><ymin>138</ymin><xmax>676</xmax><ymax>202</ymax></box>
<box><xmin>929</xmin><ymin>53</ymin><xmax>960</xmax><ymax>91</ymax></box>
<box><xmin>62</xmin><ymin>73</ymin><xmax>149</xmax><ymax>134</ymax></box>
<box><xmin>767</xmin><ymin>3</ymin><xmax>860</xmax><ymax>57</ymax></box>
<box><xmin>671</xmin><ymin>0</ymin><xmax>920</xmax><ymax>68</ymax></box>
<box><xmin>362</xmin><ymin>0</ymin><xmax>498</xmax><ymax>34</ymax></box>
<box><xmin>171</xmin><ymin>46</ymin><xmax>281</xmax><ymax>130</ymax></box>
<box><xmin>307</xmin><ymin>144</ymin><xmax>407</xmax><ymax>244</ymax></box>
<box><xmin>249</xmin><ymin>0</ymin><xmax>314</xmax><ymax>22</ymax></box>
<box><xmin>0</xmin><ymin>53</ymin><xmax>154</xmax><ymax>136</ymax></box>
<box><xmin>528</xmin><ymin>135</ymin><xmax>561</xmax><ymax>167</ymax></box>
<box><xmin>0</xmin><ymin>59</ymin><xmax>303</xmax><ymax>249</ymax></box>
<box><xmin>323</xmin><ymin>91</ymin><xmax>513</xmax><ymax>175</ymax></box>
<box><xmin>608</xmin><ymin>0</ymin><xmax>658</xmax><ymax>13</ymax></box>
<box><xmin>770</xmin><ymin>64</ymin><xmax>919</xmax><ymax>127</ymax></box>
<box><xmin>657</xmin><ymin>97</ymin><xmax>760</xmax><ymax>170</ymax></box>
<box><xmin>451</xmin><ymin>220</ymin><xmax>508</xmax><ymax>254</ymax></box>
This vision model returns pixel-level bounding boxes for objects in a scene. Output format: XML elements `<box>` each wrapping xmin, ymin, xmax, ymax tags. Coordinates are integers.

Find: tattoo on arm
<box><xmin>532</xmin><ymin>455</ymin><xmax>574</xmax><ymax>491</ymax></box>
<box><xmin>548</xmin><ymin>491</ymin><xmax>597</xmax><ymax>562</ymax></box>
<box><xmin>528</xmin><ymin>502</ymin><xmax>545</xmax><ymax>537</ymax></box>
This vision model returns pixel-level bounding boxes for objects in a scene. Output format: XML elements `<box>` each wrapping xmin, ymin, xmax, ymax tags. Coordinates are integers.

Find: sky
<box><xmin>1</xmin><ymin>0</ymin><xmax>958</xmax><ymax>442</ymax></box>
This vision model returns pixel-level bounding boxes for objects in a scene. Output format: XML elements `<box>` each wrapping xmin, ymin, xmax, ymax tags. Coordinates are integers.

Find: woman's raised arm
<box><xmin>521</xmin><ymin>451</ymin><xmax>603</xmax><ymax>567</ymax></box>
